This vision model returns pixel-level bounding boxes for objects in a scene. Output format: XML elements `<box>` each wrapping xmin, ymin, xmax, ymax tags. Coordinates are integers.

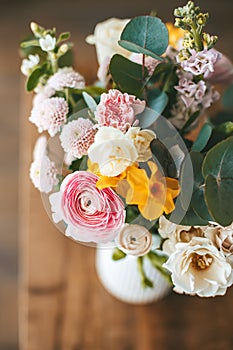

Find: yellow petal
<box><xmin>125</xmin><ymin>166</ymin><xmax>149</xmax><ymax>205</ymax></box>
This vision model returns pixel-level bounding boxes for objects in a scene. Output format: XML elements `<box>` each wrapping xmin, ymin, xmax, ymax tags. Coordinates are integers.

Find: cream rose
<box><xmin>164</xmin><ymin>237</ymin><xmax>233</xmax><ymax>297</ymax></box>
<box><xmin>126</xmin><ymin>127</ymin><xmax>156</xmax><ymax>162</ymax></box>
<box><xmin>86</xmin><ymin>18</ymin><xmax>131</xmax><ymax>64</ymax></box>
<box><xmin>115</xmin><ymin>224</ymin><xmax>153</xmax><ymax>256</ymax></box>
<box><xmin>158</xmin><ymin>215</ymin><xmax>205</xmax><ymax>256</ymax></box>
<box><xmin>88</xmin><ymin>126</ymin><xmax>138</xmax><ymax>177</ymax></box>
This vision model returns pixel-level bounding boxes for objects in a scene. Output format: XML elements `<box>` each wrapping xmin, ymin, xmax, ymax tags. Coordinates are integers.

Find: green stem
<box><xmin>137</xmin><ymin>257</ymin><xmax>153</xmax><ymax>288</ymax></box>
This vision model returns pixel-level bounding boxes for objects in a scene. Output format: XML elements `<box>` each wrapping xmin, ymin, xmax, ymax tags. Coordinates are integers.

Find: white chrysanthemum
<box><xmin>33</xmin><ymin>85</ymin><xmax>55</xmax><ymax>106</ymax></box>
<box><xmin>158</xmin><ymin>215</ymin><xmax>206</xmax><ymax>256</ymax></box>
<box><xmin>48</xmin><ymin>67</ymin><xmax>85</xmax><ymax>90</ymax></box>
<box><xmin>115</xmin><ymin>224</ymin><xmax>153</xmax><ymax>256</ymax></box>
<box><xmin>39</xmin><ymin>34</ymin><xmax>56</xmax><ymax>52</ymax></box>
<box><xmin>21</xmin><ymin>54</ymin><xmax>40</xmax><ymax>76</ymax></box>
<box><xmin>60</xmin><ymin>118</ymin><xmax>96</xmax><ymax>161</ymax></box>
<box><xmin>29</xmin><ymin>136</ymin><xmax>59</xmax><ymax>193</ymax></box>
<box><xmin>164</xmin><ymin>237</ymin><xmax>233</xmax><ymax>297</ymax></box>
<box><xmin>29</xmin><ymin>97</ymin><xmax>69</xmax><ymax>137</ymax></box>
<box><xmin>30</xmin><ymin>156</ymin><xmax>58</xmax><ymax>193</ymax></box>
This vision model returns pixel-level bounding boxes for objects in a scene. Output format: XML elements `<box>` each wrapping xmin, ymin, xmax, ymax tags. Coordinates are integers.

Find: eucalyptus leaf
<box><xmin>191</xmin><ymin>123</ymin><xmax>213</xmax><ymax>152</ymax></box>
<box><xmin>82</xmin><ymin>92</ymin><xmax>97</xmax><ymax>112</ymax></box>
<box><xmin>119</xmin><ymin>16</ymin><xmax>168</xmax><ymax>60</ymax></box>
<box><xmin>109</xmin><ymin>54</ymin><xmax>148</xmax><ymax>97</ymax></box>
<box><xmin>222</xmin><ymin>84</ymin><xmax>233</xmax><ymax>109</ymax></box>
<box><xmin>202</xmin><ymin>136</ymin><xmax>233</xmax><ymax>226</ymax></box>
<box><xmin>150</xmin><ymin>139</ymin><xmax>177</xmax><ymax>178</ymax></box>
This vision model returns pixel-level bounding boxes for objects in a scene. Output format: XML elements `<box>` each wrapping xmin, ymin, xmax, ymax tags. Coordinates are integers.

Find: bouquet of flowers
<box><xmin>20</xmin><ymin>1</ymin><xmax>233</xmax><ymax>297</ymax></box>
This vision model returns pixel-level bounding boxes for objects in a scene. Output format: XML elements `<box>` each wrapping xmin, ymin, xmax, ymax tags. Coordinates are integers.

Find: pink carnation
<box><xmin>179</xmin><ymin>49</ymin><xmax>219</xmax><ymax>78</ymax></box>
<box><xmin>29</xmin><ymin>97</ymin><xmax>69</xmax><ymax>137</ymax></box>
<box><xmin>49</xmin><ymin>171</ymin><xmax>125</xmax><ymax>243</ymax></box>
<box><xmin>95</xmin><ymin>89</ymin><xmax>145</xmax><ymax>132</ymax></box>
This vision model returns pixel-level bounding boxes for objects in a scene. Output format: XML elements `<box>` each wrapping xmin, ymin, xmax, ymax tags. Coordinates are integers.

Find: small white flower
<box><xmin>115</xmin><ymin>224</ymin><xmax>153</xmax><ymax>256</ymax></box>
<box><xmin>39</xmin><ymin>34</ymin><xmax>56</xmax><ymax>52</ymax></box>
<box><xmin>88</xmin><ymin>126</ymin><xmax>138</xmax><ymax>176</ymax></box>
<box><xmin>164</xmin><ymin>237</ymin><xmax>233</xmax><ymax>297</ymax></box>
<box><xmin>29</xmin><ymin>136</ymin><xmax>59</xmax><ymax>193</ymax></box>
<box><xmin>21</xmin><ymin>54</ymin><xmax>40</xmax><ymax>76</ymax></box>
<box><xmin>125</xmin><ymin>127</ymin><xmax>156</xmax><ymax>162</ymax></box>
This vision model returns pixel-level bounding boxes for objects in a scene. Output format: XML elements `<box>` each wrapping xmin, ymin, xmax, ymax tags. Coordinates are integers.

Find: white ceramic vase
<box><xmin>96</xmin><ymin>247</ymin><xmax>171</xmax><ymax>304</ymax></box>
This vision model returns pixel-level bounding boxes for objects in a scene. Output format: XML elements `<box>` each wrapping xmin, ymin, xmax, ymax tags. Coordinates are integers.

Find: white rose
<box><xmin>88</xmin><ymin>126</ymin><xmax>138</xmax><ymax>177</ymax></box>
<box><xmin>126</xmin><ymin>127</ymin><xmax>156</xmax><ymax>162</ymax></box>
<box><xmin>21</xmin><ymin>54</ymin><xmax>40</xmax><ymax>76</ymax></box>
<box><xmin>115</xmin><ymin>224</ymin><xmax>153</xmax><ymax>256</ymax></box>
<box><xmin>86</xmin><ymin>18</ymin><xmax>131</xmax><ymax>64</ymax></box>
<box><xmin>158</xmin><ymin>215</ymin><xmax>205</xmax><ymax>256</ymax></box>
<box><xmin>164</xmin><ymin>237</ymin><xmax>233</xmax><ymax>297</ymax></box>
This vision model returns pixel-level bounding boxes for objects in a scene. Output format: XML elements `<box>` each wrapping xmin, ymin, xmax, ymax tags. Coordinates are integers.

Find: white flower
<box><xmin>21</xmin><ymin>54</ymin><xmax>40</xmax><ymax>76</ymax></box>
<box><xmin>29</xmin><ymin>136</ymin><xmax>59</xmax><ymax>193</ymax></box>
<box><xmin>125</xmin><ymin>127</ymin><xmax>156</xmax><ymax>162</ymax></box>
<box><xmin>158</xmin><ymin>215</ymin><xmax>206</xmax><ymax>256</ymax></box>
<box><xmin>164</xmin><ymin>237</ymin><xmax>233</xmax><ymax>297</ymax></box>
<box><xmin>115</xmin><ymin>224</ymin><xmax>153</xmax><ymax>256</ymax></box>
<box><xmin>48</xmin><ymin>67</ymin><xmax>85</xmax><ymax>90</ymax></box>
<box><xmin>205</xmin><ymin>223</ymin><xmax>233</xmax><ymax>262</ymax></box>
<box><xmin>29</xmin><ymin>97</ymin><xmax>69</xmax><ymax>137</ymax></box>
<box><xmin>88</xmin><ymin>126</ymin><xmax>138</xmax><ymax>176</ymax></box>
<box><xmin>60</xmin><ymin>118</ymin><xmax>96</xmax><ymax>160</ymax></box>
<box><xmin>39</xmin><ymin>34</ymin><xmax>56</xmax><ymax>52</ymax></box>
<box><xmin>86</xmin><ymin>18</ymin><xmax>131</xmax><ymax>64</ymax></box>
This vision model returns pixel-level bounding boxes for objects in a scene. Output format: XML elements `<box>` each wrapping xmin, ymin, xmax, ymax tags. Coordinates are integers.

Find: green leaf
<box><xmin>112</xmin><ymin>248</ymin><xmax>126</xmax><ymax>261</ymax></box>
<box><xmin>58</xmin><ymin>49</ymin><xmax>73</xmax><ymax>67</ymax></box>
<box><xmin>202</xmin><ymin>136</ymin><xmax>233</xmax><ymax>226</ymax></box>
<box><xmin>109</xmin><ymin>54</ymin><xmax>148</xmax><ymax>97</ymax></box>
<box><xmin>180</xmin><ymin>110</ymin><xmax>200</xmax><ymax>134</ymax></box>
<box><xmin>68</xmin><ymin>155</ymin><xmax>88</xmax><ymax>172</ymax></box>
<box><xmin>119</xmin><ymin>16</ymin><xmax>168</xmax><ymax>60</ymax></box>
<box><xmin>146</xmin><ymin>251</ymin><xmax>172</xmax><ymax>285</ymax></box>
<box><xmin>20</xmin><ymin>39</ymin><xmax>40</xmax><ymax>48</ymax></box>
<box><xmin>82</xmin><ymin>92</ymin><xmax>97</xmax><ymax>112</ymax></box>
<box><xmin>191</xmin><ymin>123</ymin><xmax>213</xmax><ymax>152</ymax></box>
<box><xmin>222</xmin><ymin>84</ymin><xmax>233</xmax><ymax>109</ymax></box>
<box><xmin>57</xmin><ymin>32</ymin><xmax>70</xmax><ymax>43</ymax></box>
<box><xmin>150</xmin><ymin>139</ymin><xmax>177</xmax><ymax>178</ymax></box>
<box><xmin>137</xmin><ymin>256</ymin><xmax>153</xmax><ymax>288</ymax></box>
<box><xmin>26</xmin><ymin>63</ymin><xmax>47</xmax><ymax>91</ymax></box>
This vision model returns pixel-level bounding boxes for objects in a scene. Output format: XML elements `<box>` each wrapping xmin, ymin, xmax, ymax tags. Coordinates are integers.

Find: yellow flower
<box><xmin>122</xmin><ymin>161</ymin><xmax>180</xmax><ymax>221</ymax></box>
<box><xmin>166</xmin><ymin>22</ymin><xmax>184</xmax><ymax>49</ymax></box>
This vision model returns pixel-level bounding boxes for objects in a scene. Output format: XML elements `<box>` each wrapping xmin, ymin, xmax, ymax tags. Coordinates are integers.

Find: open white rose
<box><xmin>126</xmin><ymin>127</ymin><xmax>156</xmax><ymax>162</ymax></box>
<box><xmin>164</xmin><ymin>237</ymin><xmax>233</xmax><ymax>297</ymax></box>
<box><xmin>115</xmin><ymin>224</ymin><xmax>153</xmax><ymax>256</ymax></box>
<box><xmin>86</xmin><ymin>18</ymin><xmax>131</xmax><ymax>65</ymax></box>
<box><xmin>88</xmin><ymin>126</ymin><xmax>138</xmax><ymax>177</ymax></box>
<box><xmin>158</xmin><ymin>215</ymin><xmax>205</xmax><ymax>256</ymax></box>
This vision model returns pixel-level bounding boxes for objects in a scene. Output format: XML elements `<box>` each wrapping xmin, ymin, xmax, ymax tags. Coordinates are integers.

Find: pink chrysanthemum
<box><xmin>60</xmin><ymin>118</ymin><xmax>96</xmax><ymax>160</ymax></box>
<box><xmin>94</xmin><ymin>89</ymin><xmax>145</xmax><ymax>132</ymax></box>
<box><xmin>48</xmin><ymin>67</ymin><xmax>85</xmax><ymax>90</ymax></box>
<box><xmin>29</xmin><ymin>97</ymin><xmax>69</xmax><ymax>137</ymax></box>
<box><xmin>178</xmin><ymin>49</ymin><xmax>219</xmax><ymax>78</ymax></box>
<box><xmin>33</xmin><ymin>85</ymin><xmax>55</xmax><ymax>106</ymax></box>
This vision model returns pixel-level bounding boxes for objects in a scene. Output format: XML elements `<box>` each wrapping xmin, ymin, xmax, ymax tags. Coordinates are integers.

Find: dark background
<box><xmin>0</xmin><ymin>0</ymin><xmax>232</xmax><ymax>349</ymax></box>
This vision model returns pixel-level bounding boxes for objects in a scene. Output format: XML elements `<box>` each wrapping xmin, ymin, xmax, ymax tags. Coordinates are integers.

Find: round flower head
<box><xmin>164</xmin><ymin>237</ymin><xmax>233</xmax><ymax>297</ymax></box>
<box><xmin>60</xmin><ymin>118</ymin><xmax>96</xmax><ymax>160</ymax></box>
<box><xmin>29</xmin><ymin>97</ymin><xmax>69</xmax><ymax>137</ymax></box>
<box><xmin>115</xmin><ymin>224</ymin><xmax>153</xmax><ymax>256</ymax></box>
<box><xmin>48</xmin><ymin>67</ymin><xmax>86</xmax><ymax>91</ymax></box>
<box><xmin>95</xmin><ymin>89</ymin><xmax>145</xmax><ymax>133</ymax></box>
<box><xmin>33</xmin><ymin>85</ymin><xmax>55</xmax><ymax>106</ymax></box>
<box><xmin>49</xmin><ymin>171</ymin><xmax>125</xmax><ymax>243</ymax></box>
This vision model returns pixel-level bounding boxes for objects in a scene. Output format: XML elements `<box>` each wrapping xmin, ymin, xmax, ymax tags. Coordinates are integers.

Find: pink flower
<box><xmin>175</xmin><ymin>78</ymin><xmax>206</xmax><ymax>108</ymax></box>
<box><xmin>205</xmin><ymin>49</ymin><xmax>233</xmax><ymax>85</ymax></box>
<box><xmin>179</xmin><ymin>49</ymin><xmax>219</xmax><ymax>78</ymax></box>
<box><xmin>95</xmin><ymin>89</ymin><xmax>145</xmax><ymax>132</ymax></box>
<box><xmin>48</xmin><ymin>67</ymin><xmax>85</xmax><ymax>91</ymax></box>
<box><xmin>29</xmin><ymin>97</ymin><xmax>69</xmax><ymax>137</ymax></box>
<box><xmin>49</xmin><ymin>171</ymin><xmax>125</xmax><ymax>243</ymax></box>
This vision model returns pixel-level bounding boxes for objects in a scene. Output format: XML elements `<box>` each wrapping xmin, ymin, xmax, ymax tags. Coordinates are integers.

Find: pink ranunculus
<box><xmin>205</xmin><ymin>49</ymin><xmax>233</xmax><ymax>85</ymax></box>
<box><xmin>94</xmin><ymin>89</ymin><xmax>145</xmax><ymax>133</ymax></box>
<box><xmin>49</xmin><ymin>171</ymin><xmax>125</xmax><ymax>243</ymax></box>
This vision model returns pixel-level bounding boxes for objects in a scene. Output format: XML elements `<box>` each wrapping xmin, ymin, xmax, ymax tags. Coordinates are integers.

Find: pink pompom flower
<box><xmin>49</xmin><ymin>171</ymin><xmax>125</xmax><ymax>243</ymax></box>
<box><xmin>95</xmin><ymin>89</ymin><xmax>145</xmax><ymax>132</ymax></box>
